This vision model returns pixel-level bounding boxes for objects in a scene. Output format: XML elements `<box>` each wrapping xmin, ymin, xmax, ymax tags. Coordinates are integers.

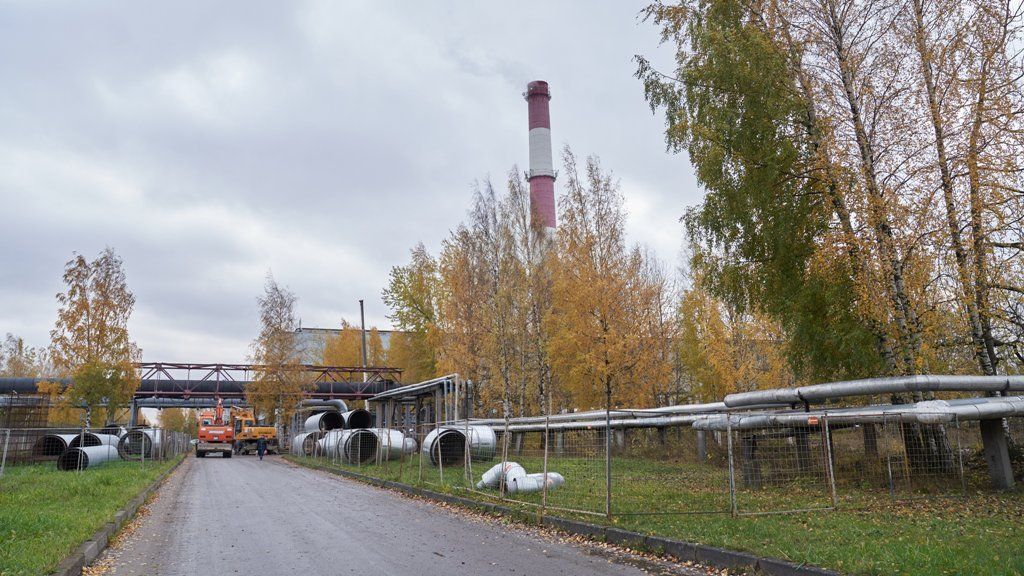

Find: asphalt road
<box><xmin>91</xmin><ymin>455</ymin><xmax>708</xmax><ymax>576</ymax></box>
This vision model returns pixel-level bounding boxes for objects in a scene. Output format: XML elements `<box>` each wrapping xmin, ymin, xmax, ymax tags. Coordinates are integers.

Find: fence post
<box><xmin>418</xmin><ymin>424</ymin><xmax>425</xmax><ymax>484</ymax></box>
<box><xmin>604</xmin><ymin>390</ymin><xmax>612</xmax><ymax>521</ymax></box>
<box><xmin>823</xmin><ymin>416</ymin><xmax>838</xmax><ymax>508</ymax></box>
<box><xmin>542</xmin><ymin>401</ymin><xmax>550</xmax><ymax>515</ymax></box>
<box><xmin>499</xmin><ymin>410</ymin><xmax>510</xmax><ymax>500</ymax></box>
<box><xmin>727</xmin><ymin>422</ymin><xmax>737</xmax><ymax>516</ymax></box>
<box><xmin>955</xmin><ymin>416</ymin><xmax>966</xmax><ymax>497</ymax></box>
<box><xmin>0</xmin><ymin>429</ymin><xmax>10</xmax><ymax>479</ymax></box>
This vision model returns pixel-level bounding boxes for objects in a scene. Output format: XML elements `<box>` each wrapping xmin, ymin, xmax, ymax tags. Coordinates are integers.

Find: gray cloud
<box><xmin>0</xmin><ymin>0</ymin><xmax>700</xmax><ymax>362</ymax></box>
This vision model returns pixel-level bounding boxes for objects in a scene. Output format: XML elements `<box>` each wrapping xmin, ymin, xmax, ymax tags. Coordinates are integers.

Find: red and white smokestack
<box><xmin>525</xmin><ymin>80</ymin><xmax>556</xmax><ymax>232</ymax></box>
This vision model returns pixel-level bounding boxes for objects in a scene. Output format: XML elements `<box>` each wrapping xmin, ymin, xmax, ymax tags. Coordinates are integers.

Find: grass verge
<box><xmin>288</xmin><ymin>454</ymin><xmax>1024</xmax><ymax>575</ymax></box>
<box><xmin>0</xmin><ymin>457</ymin><xmax>181</xmax><ymax>576</ymax></box>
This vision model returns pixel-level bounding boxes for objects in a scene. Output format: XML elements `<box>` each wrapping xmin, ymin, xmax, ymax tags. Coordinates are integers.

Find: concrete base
<box><xmin>696</xmin><ymin>430</ymin><xmax>707</xmax><ymax>462</ymax></box>
<box><xmin>981</xmin><ymin>419</ymin><xmax>1015</xmax><ymax>490</ymax></box>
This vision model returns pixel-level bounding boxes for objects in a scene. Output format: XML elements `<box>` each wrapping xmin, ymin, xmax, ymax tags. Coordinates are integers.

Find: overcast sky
<box><xmin>0</xmin><ymin>1</ymin><xmax>701</xmax><ymax>363</ymax></box>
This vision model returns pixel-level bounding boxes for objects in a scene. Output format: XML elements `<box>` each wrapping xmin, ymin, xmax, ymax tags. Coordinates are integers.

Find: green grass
<box><xmin>0</xmin><ymin>457</ymin><xmax>181</xmax><ymax>576</ymax></box>
<box><xmin>289</xmin><ymin>454</ymin><xmax>1024</xmax><ymax>575</ymax></box>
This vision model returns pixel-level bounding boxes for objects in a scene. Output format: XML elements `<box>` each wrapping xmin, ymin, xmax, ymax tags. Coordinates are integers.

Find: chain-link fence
<box><xmin>0</xmin><ymin>426</ymin><xmax>192</xmax><ymax>477</ymax></box>
<box><xmin>288</xmin><ymin>411</ymin><xmax>1024</xmax><ymax>519</ymax></box>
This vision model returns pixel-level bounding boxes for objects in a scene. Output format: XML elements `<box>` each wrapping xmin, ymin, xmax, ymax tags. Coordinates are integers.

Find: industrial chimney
<box><xmin>525</xmin><ymin>80</ymin><xmax>556</xmax><ymax>233</ymax></box>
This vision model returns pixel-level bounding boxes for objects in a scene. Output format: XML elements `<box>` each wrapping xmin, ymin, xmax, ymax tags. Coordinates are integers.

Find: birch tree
<box><xmin>247</xmin><ymin>273</ymin><xmax>309</xmax><ymax>427</ymax></box>
<box><xmin>50</xmin><ymin>248</ymin><xmax>141</xmax><ymax>425</ymax></box>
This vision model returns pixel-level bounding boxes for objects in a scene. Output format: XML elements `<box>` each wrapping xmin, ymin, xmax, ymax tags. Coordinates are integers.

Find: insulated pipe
<box><xmin>117</xmin><ymin>429</ymin><xmax>163</xmax><ymax>459</ymax></box>
<box><xmin>292</xmin><ymin>430</ymin><xmax>326</xmax><ymax>456</ymax></box>
<box><xmin>299</xmin><ymin>398</ymin><xmax>349</xmax><ymax>413</ymax></box>
<box><xmin>500</xmin><ymin>413</ymin><xmax>705</xmax><ymax>434</ymax></box>
<box><xmin>317</xmin><ymin>429</ymin><xmax>378</xmax><ymax>464</ymax></box>
<box><xmin>724</xmin><ymin>375</ymin><xmax>1024</xmax><ymax>408</ymax></box>
<box><xmin>100</xmin><ymin>425</ymin><xmax>127</xmax><ymax>436</ymax></box>
<box><xmin>304</xmin><ymin>411</ymin><xmax>346</xmax><ymax>433</ymax></box>
<box><xmin>32</xmin><ymin>434</ymin><xmax>77</xmax><ymax>457</ymax></box>
<box><xmin>469</xmin><ymin>402</ymin><xmax>730</xmax><ymax>427</ymax></box>
<box><xmin>693</xmin><ymin>395</ymin><xmax>1024</xmax><ymax>430</ymax></box>
<box><xmin>340</xmin><ymin>409</ymin><xmax>373</xmax><ymax>429</ymax></box>
<box><xmin>57</xmin><ymin>445</ymin><xmax>120</xmax><ymax>471</ymax></box>
<box><xmin>69</xmin><ymin>433</ymin><xmax>120</xmax><ymax>448</ymax></box>
<box><xmin>421</xmin><ymin>425</ymin><xmax>497</xmax><ymax>466</ymax></box>
<box><xmin>367</xmin><ymin>428</ymin><xmax>412</xmax><ymax>460</ymax></box>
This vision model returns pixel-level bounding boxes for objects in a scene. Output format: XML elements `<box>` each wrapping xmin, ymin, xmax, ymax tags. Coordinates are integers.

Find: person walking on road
<box><xmin>256</xmin><ymin>437</ymin><xmax>267</xmax><ymax>461</ymax></box>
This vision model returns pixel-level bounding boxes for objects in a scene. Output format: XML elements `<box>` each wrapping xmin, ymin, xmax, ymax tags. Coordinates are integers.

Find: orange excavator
<box><xmin>196</xmin><ymin>398</ymin><xmax>233</xmax><ymax>458</ymax></box>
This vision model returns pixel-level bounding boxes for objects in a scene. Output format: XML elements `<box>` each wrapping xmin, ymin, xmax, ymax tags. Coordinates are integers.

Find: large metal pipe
<box><xmin>724</xmin><ymin>375</ymin><xmax>1024</xmax><ymax>408</ymax></box>
<box><xmin>469</xmin><ymin>402</ymin><xmax>729</xmax><ymax>427</ymax></box>
<box><xmin>367</xmin><ymin>428</ymin><xmax>414</xmax><ymax>460</ymax></box>
<box><xmin>303</xmin><ymin>409</ymin><xmax>372</xmax><ymax>432</ymax></box>
<box><xmin>57</xmin><ymin>445</ymin><xmax>120</xmax><ymax>471</ymax></box>
<box><xmin>100</xmin><ymin>425</ymin><xmax>127</xmax><ymax>436</ymax></box>
<box><xmin>475</xmin><ymin>462</ymin><xmax>565</xmax><ymax>493</ymax></box>
<box><xmin>304</xmin><ymin>411</ymin><xmax>345</xmax><ymax>432</ymax></box>
<box><xmin>32</xmin><ymin>434</ymin><xmax>77</xmax><ymax>457</ymax></box>
<box><xmin>421</xmin><ymin>425</ymin><xmax>497</xmax><ymax>466</ymax></box>
<box><xmin>342</xmin><ymin>409</ymin><xmax>372</xmax><ymax>429</ymax></box>
<box><xmin>291</xmin><ymin>431</ymin><xmax>326</xmax><ymax>456</ymax></box>
<box><xmin>693</xmin><ymin>395</ymin><xmax>1024</xmax><ymax>431</ymax></box>
<box><xmin>299</xmin><ymin>398</ymin><xmax>349</xmax><ymax>413</ymax></box>
<box><xmin>69</xmin><ymin>433</ymin><xmax>120</xmax><ymax>448</ymax></box>
<box><xmin>117</xmin><ymin>428</ymin><xmax>164</xmax><ymax>459</ymax></box>
<box><xmin>317</xmin><ymin>429</ymin><xmax>378</xmax><ymax>464</ymax></box>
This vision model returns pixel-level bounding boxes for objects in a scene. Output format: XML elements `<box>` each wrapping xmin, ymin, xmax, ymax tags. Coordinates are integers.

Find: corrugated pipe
<box><xmin>422</xmin><ymin>425</ymin><xmax>497</xmax><ymax>466</ymax></box>
<box><xmin>32</xmin><ymin>434</ymin><xmax>77</xmax><ymax>457</ymax></box>
<box><xmin>724</xmin><ymin>375</ymin><xmax>1024</xmax><ymax>408</ymax></box>
<box><xmin>57</xmin><ymin>445</ymin><xmax>120</xmax><ymax>471</ymax></box>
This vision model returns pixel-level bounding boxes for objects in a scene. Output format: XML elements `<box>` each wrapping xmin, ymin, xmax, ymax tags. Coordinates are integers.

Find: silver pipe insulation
<box><xmin>724</xmin><ymin>375</ymin><xmax>1024</xmax><ymax>408</ymax></box>
<box><xmin>693</xmin><ymin>395</ymin><xmax>1024</xmax><ymax>431</ymax></box>
<box><xmin>367</xmin><ymin>428</ymin><xmax>416</xmax><ymax>460</ymax></box>
<box><xmin>468</xmin><ymin>402</ymin><xmax>729</xmax><ymax>427</ymax></box>
<box><xmin>70</xmin><ymin>433</ymin><xmax>120</xmax><ymax>448</ymax></box>
<box><xmin>32</xmin><ymin>434</ymin><xmax>77</xmax><ymax>457</ymax></box>
<box><xmin>290</xmin><ymin>431</ymin><xmax>327</xmax><ymax>456</ymax></box>
<box><xmin>500</xmin><ymin>413</ymin><xmax>705</xmax><ymax>433</ymax></box>
<box><xmin>421</xmin><ymin>425</ymin><xmax>497</xmax><ymax>466</ymax></box>
<box><xmin>57</xmin><ymin>445</ymin><xmax>120</xmax><ymax>471</ymax></box>
<box><xmin>304</xmin><ymin>411</ymin><xmax>345</xmax><ymax>433</ymax></box>
<box><xmin>117</xmin><ymin>428</ymin><xmax>164</xmax><ymax>459</ymax></box>
<box><xmin>299</xmin><ymin>399</ymin><xmax>350</xmax><ymax>413</ymax></box>
<box><xmin>302</xmin><ymin>407</ymin><xmax>371</xmax><ymax>433</ymax></box>
<box><xmin>317</xmin><ymin>429</ymin><xmax>378</xmax><ymax>464</ymax></box>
